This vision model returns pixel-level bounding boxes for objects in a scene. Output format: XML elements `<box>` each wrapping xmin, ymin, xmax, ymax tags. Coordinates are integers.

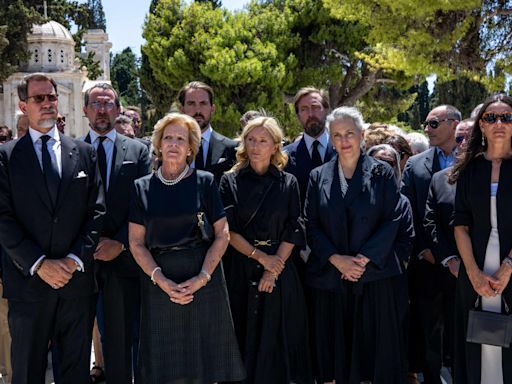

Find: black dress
<box><xmin>219</xmin><ymin>165</ymin><xmax>313</xmax><ymax>384</ymax></box>
<box><xmin>130</xmin><ymin>170</ymin><xmax>245</xmax><ymax>384</ymax></box>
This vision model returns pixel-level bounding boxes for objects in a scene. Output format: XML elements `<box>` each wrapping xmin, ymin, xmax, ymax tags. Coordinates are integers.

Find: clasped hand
<box><xmin>258</xmin><ymin>253</ymin><xmax>284</xmax><ymax>276</ymax></box>
<box><xmin>37</xmin><ymin>258</ymin><xmax>77</xmax><ymax>289</ymax></box>
<box><xmin>157</xmin><ymin>273</ymin><xmax>206</xmax><ymax>305</ymax></box>
<box><xmin>330</xmin><ymin>254</ymin><xmax>369</xmax><ymax>282</ymax></box>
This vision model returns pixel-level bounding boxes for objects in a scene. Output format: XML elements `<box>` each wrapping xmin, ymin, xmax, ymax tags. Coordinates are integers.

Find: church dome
<box><xmin>30</xmin><ymin>20</ymin><xmax>74</xmax><ymax>42</ymax></box>
<box><xmin>23</xmin><ymin>20</ymin><xmax>76</xmax><ymax>73</ymax></box>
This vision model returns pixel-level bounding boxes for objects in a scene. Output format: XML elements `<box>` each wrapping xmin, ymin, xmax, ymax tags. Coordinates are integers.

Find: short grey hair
<box><xmin>326</xmin><ymin>106</ymin><xmax>365</xmax><ymax>133</ymax></box>
<box><xmin>115</xmin><ymin>115</ymin><xmax>133</xmax><ymax>125</ymax></box>
<box><xmin>406</xmin><ymin>132</ymin><xmax>429</xmax><ymax>155</ymax></box>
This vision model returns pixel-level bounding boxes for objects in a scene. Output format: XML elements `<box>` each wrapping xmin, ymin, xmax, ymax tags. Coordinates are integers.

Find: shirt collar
<box><xmin>201</xmin><ymin>125</ymin><xmax>213</xmax><ymax>143</ymax></box>
<box><xmin>435</xmin><ymin>146</ymin><xmax>456</xmax><ymax>158</ymax></box>
<box><xmin>239</xmin><ymin>163</ymin><xmax>280</xmax><ymax>179</ymax></box>
<box><xmin>29</xmin><ymin>126</ymin><xmax>60</xmax><ymax>144</ymax></box>
<box><xmin>303</xmin><ymin>129</ymin><xmax>329</xmax><ymax>151</ymax></box>
<box><xmin>89</xmin><ymin>128</ymin><xmax>117</xmax><ymax>144</ymax></box>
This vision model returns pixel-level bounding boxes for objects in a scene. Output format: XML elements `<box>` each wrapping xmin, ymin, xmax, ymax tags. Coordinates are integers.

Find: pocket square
<box><xmin>217</xmin><ymin>158</ymin><xmax>227</xmax><ymax>164</ymax></box>
<box><xmin>75</xmin><ymin>171</ymin><xmax>88</xmax><ymax>178</ymax></box>
<box><xmin>122</xmin><ymin>160</ymin><xmax>135</xmax><ymax>165</ymax></box>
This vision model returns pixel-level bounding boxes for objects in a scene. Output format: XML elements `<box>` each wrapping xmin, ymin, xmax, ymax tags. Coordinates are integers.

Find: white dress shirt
<box><xmin>89</xmin><ymin>128</ymin><xmax>117</xmax><ymax>190</ymax></box>
<box><xmin>28</xmin><ymin>126</ymin><xmax>84</xmax><ymax>275</ymax></box>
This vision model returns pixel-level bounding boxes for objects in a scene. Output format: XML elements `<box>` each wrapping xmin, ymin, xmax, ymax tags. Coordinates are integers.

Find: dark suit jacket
<box><xmin>0</xmin><ymin>134</ymin><xmax>105</xmax><ymax>301</ymax></box>
<box><xmin>84</xmin><ymin>132</ymin><xmax>150</xmax><ymax>276</ymax></box>
<box><xmin>401</xmin><ymin>147</ymin><xmax>440</xmax><ymax>255</ymax></box>
<box><xmin>285</xmin><ymin>137</ymin><xmax>336</xmax><ymax>206</ymax></box>
<box><xmin>201</xmin><ymin>131</ymin><xmax>237</xmax><ymax>184</ymax></box>
<box><xmin>304</xmin><ymin>154</ymin><xmax>401</xmax><ymax>290</ymax></box>
<box><xmin>424</xmin><ymin>167</ymin><xmax>458</xmax><ymax>264</ymax></box>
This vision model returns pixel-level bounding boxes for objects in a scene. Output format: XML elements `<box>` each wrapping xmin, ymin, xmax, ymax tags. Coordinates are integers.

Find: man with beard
<box><xmin>83</xmin><ymin>83</ymin><xmax>150</xmax><ymax>384</ymax></box>
<box><xmin>0</xmin><ymin>73</ymin><xmax>105</xmax><ymax>383</ymax></box>
<box><xmin>284</xmin><ymin>87</ymin><xmax>336</xmax><ymax>207</ymax></box>
<box><xmin>178</xmin><ymin>81</ymin><xmax>237</xmax><ymax>183</ymax></box>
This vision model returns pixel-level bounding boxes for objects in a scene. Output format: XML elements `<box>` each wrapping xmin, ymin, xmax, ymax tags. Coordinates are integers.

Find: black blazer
<box><xmin>84</xmin><ymin>132</ymin><xmax>151</xmax><ymax>276</ymax></box>
<box><xmin>304</xmin><ymin>154</ymin><xmax>402</xmax><ymax>290</ymax></box>
<box><xmin>285</xmin><ymin>137</ymin><xmax>336</xmax><ymax>206</ymax></box>
<box><xmin>0</xmin><ymin>134</ymin><xmax>105</xmax><ymax>301</ymax></box>
<box><xmin>401</xmin><ymin>147</ymin><xmax>440</xmax><ymax>255</ymax></box>
<box><xmin>424</xmin><ymin>167</ymin><xmax>458</xmax><ymax>264</ymax></box>
<box><xmin>201</xmin><ymin>131</ymin><xmax>237</xmax><ymax>184</ymax></box>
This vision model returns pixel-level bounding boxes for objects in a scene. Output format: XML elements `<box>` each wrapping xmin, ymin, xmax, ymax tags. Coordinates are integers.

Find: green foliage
<box><xmin>79</xmin><ymin>51</ymin><xmax>102</xmax><ymax>80</ymax></box>
<box><xmin>86</xmin><ymin>0</ymin><xmax>106</xmax><ymax>30</ymax></box>
<box><xmin>0</xmin><ymin>0</ymin><xmax>42</xmax><ymax>82</ymax></box>
<box><xmin>195</xmin><ymin>0</ymin><xmax>222</xmax><ymax>9</ymax></box>
<box><xmin>111</xmin><ymin>48</ymin><xmax>141</xmax><ymax>107</ymax></box>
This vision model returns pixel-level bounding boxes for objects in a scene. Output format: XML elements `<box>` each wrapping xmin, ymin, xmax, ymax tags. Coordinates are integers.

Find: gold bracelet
<box><xmin>150</xmin><ymin>266</ymin><xmax>161</xmax><ymax>285</ymax></box>
<box><xmin>249</xmin><ymin>247</ymin><xmax>257</xmax><ymax>258</ymax></box>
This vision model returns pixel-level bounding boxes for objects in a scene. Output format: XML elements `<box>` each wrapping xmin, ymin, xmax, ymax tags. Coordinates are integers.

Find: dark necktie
<box><xmin>41</xmin><ymin>135</ymin><xmax>60</xmax><ymax>206</ymax></box>
<box><xmin>196</xmin><ymin>138</ymin><xmax>205</xmax><ymax>169</ymax></box>
<box><xmin>97</xmin><ymin>136</ymin><xmax>108</xmax><ymax>191</ymax></box>
<box><xmin>311</xmin><ymin>140</ymin><xmax>322</xmax><ymax>168</ymax></box>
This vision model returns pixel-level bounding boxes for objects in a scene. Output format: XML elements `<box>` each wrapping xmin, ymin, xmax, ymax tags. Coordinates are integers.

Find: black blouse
<box><xmin>219</xmin><ymin>165</ymin><xmax>305</xmax><ymax>247</ymax></box>
<box><xmin>130</xmin><ymin>170</ymin><xmax>225</xmax><ymax>249</ymax></box>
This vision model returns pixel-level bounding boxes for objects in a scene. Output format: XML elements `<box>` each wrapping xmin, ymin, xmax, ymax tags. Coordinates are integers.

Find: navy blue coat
<box><xmin>304</xmin><ymin>153</ymin><xmax>402</xmax><ymax>290</ymax></box>
<box><xmin>284</xmin><ymin>137</ymin><xmax>336</xmax><ymax>207</ymax></box>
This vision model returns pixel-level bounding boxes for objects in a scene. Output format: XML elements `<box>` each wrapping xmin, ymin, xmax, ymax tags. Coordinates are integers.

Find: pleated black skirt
<box><xmin>137</xmin><ymin>245</ymin><xmax>246</xmax><ymax>384</ymax></box>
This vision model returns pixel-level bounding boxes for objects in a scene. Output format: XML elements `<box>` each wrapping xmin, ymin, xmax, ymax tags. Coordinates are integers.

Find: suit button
<box><xmin>53</xmin><ymin>217</ymin><xmax>59</xmax><ymax>223</ymax></box>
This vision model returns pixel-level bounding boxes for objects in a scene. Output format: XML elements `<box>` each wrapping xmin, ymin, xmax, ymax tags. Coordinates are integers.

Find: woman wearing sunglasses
<box><xmin>451</xmin><ymin>94</ymin><xmax>512</xmax><ymax>383</ymax></box>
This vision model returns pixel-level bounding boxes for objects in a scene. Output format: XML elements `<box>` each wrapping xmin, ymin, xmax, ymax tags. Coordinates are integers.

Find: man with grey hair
<box><xmin>401</xmin><ymin>104</ymin><xmax>461</xmax><ymax>384</ymax></box>
<box><xmin>0</xmin><ymin>72</ymin><xmax>105</xmax><ymax>383</ymax></box>
<box><xmin>15</xmin><ymin>111</ymin><xmax>29</xmax><ymax>138</ymax></box>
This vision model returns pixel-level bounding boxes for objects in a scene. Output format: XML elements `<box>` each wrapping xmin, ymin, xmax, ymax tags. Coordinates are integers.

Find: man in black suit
<box><xmin>178</xmin><ymin>81</ymin><xmax>237</xmax><ymax>183</ymax></box>
<box><xmin>401</xmin><ymin>104</ymin><xmax>461</xmax><ymax>384</ymax></box>
<box><xmin>83</xmin><ymin>83</ymin><xmax>150</xmax><ymax>383</ymax></box>
<box><xmin>0</xmin><ymin>73</ymin><xmax>105</xmax><ymax>384</ymax></box>
<box><xmin>284</xmin><ymin>87</ymin><xmax>336</xmax><ymax>207</ymax></box>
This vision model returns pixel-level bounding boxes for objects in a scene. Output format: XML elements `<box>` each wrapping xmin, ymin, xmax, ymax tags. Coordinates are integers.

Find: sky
<box><xmin>101</xmin><ymin>0</ymin><xmax>248</xmax><ymax>56</ymax></box>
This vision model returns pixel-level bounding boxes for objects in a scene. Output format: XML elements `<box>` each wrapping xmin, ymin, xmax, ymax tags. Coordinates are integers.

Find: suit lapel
<box><xmin>110</xmin><ymin>133</ymin><xmax>126</xmax><ymax>190</ymax></box>
<box><xmin>207</xmin><ymin>132</ymin><xmax>223</xmax><ymax>168</ymax></box>
<box><xmin>16</xmin><ymin>135</ymin><xmax>53</xmax><ymax>211</ymax></box>
<box><xmin>55</xmin><ymin>135</ymin><xmax>79</xmax><ymax>210</ymax></box>
<box><xmin>296</xmin><ymin>138</ymin><xmax>312</xmax><ymax>170</ymax></box>
<box><xmin>423</xmin><ymin>147</ymin><xmax>439</xmax><ymax>175</ymax></box>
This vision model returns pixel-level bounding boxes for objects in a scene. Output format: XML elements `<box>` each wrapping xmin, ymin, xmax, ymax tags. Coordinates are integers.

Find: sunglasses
<box><xmin>0</xmin><ymin>135</ymin><xmax>7</xmax><ymax>142</ymax></box>
<box><xmin>480</xmin><ymin>112</ymin><xmax>512</xmax><ymax>124</ymax></box>
<box><xmin>455</xmin><ymin>135</ymin><xmax>465</xmax><ymax>144</ymax></box>
<box><xmin>90</xmin><ymin>101</ymin><xmax>116</xmax><ymax>111</ymax></box>
<box><xmin>422</xmin><ymin>118</ymin><xmax>455</xmax><ymax>129</ymax></box>
<box><xmin>27</xmin><ymin>94</ymin><xmax>58</xmax><ymax>103</ymax></box>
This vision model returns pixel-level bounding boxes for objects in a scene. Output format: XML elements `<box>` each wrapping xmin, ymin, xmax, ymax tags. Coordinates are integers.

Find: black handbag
<box><xmin>466</xmin><ymin>296</ymin><xmax>512</xmax><ymax>348</ymax></box>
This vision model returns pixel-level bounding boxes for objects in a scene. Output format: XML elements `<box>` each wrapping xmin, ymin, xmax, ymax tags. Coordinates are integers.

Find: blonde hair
<box><xmin>231</xmin><ymin>116</ymin><xmax>288</xmax><ymax>172</ymax></box>
<box><xmin>152</xmin><ymin>113</ymin><xmax>201</xmax><ymax>164</ymax></box>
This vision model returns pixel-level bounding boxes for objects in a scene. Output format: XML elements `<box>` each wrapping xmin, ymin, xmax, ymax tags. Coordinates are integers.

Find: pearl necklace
<box><xmin>157</xmin><ymin>165</ymin><xmax>190</xmax><ymax>186</ymax></box>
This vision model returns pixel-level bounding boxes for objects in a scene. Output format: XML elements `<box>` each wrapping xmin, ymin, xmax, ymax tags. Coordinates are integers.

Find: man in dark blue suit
<box><xmin>284</xmin><ymin>87</ymin><xmax>336</xmax><ymax>207</ymax></box>
<box><xmin>178</xmin><ymin>81</ymin><xmax>237</xmax><ymax>184</ymax></box>
<box><xmin>401</xmin><ymin>104</ymin><xmax>461</xmax><ymax>384</ymax></box>
<box><xmin>0</xmin><ymin>73</ymin><xmax>105</xmax><ymax>384</ymax></box>
<box><xmin>83</xmin><ymin>83</ymin><xmax>151</xmax><ymax>384</ymax></box>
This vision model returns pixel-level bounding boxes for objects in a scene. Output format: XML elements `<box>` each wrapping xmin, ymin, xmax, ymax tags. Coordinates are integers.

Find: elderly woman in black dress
<box><xmin>219</xmin><ymin>116</ymin><xmax>312</xmax><ymax>383</ymax></box>
<box><xmin>452</xmin><ymin>94</ymin><xmax>512</xmax><ymax>383</ymax></box>
<box><xmin>305</xmin><ymin>107</ymin><xmax>407</xmax><ymax>383</ymax></box>
<box><xmin>129</xmin><ymin>113</ymin><xmax>245</xmax><ymax>384</ymax></box>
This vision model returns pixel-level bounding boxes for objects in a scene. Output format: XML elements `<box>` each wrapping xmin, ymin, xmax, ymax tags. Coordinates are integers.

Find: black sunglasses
<box><xmin>27</xmin><ymin>94</ymin><xmax>59</xmax><ymax>103</ymax></box>
<box><xmin>422</xmin><ymin>118</ymin><xmax>455</xmax><ymax>129</ymax></box>
<box><xmin>455</xmin><ymin>135</ymin><xmax>465</xmax><ymax>144</ymax></box>
<box><xmin>480</xmin><ymin>112</ymin><xmax>512</xmax><ymax>124</ymax></box>
<box><xmin>0</xmin><ymin>135</ymin><xmax>7</xmax><ymax>142</ymax></box>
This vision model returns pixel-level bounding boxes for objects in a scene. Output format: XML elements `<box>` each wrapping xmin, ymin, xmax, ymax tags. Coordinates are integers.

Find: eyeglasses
<box><xmin>90</xmin><ymin>101</ymin><xmax>116</xmax><ymax>111</ymax></box>
<box><xmin>0</xmin><ymin>135</ymin><xmax>7</xmax><ymax>142</ymax></box>
<box><xmin>480</xmin><ymin>112</ymin><xmax>512</xmax><ymax>124</ymax></box>
<box><xmin>26</xmin><ymin>94</ymin><xmax>58</xmax><ymax>103</ymax></box>
<box><xmin>455</xmin><ymin>135</ymin><xmax>465</xmax><ymax>144</ymax></box>
<box><xmin>422</xmin><ymin>118</ymin><xmax>455</xmax><ymax>129</ymax></box>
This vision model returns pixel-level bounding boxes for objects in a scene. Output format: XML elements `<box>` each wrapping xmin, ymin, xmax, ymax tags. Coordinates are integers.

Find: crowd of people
<box><xmin>0</xmin><ymin>72</ymin><xmax>511</xmax><ymax>384</ymax></box>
